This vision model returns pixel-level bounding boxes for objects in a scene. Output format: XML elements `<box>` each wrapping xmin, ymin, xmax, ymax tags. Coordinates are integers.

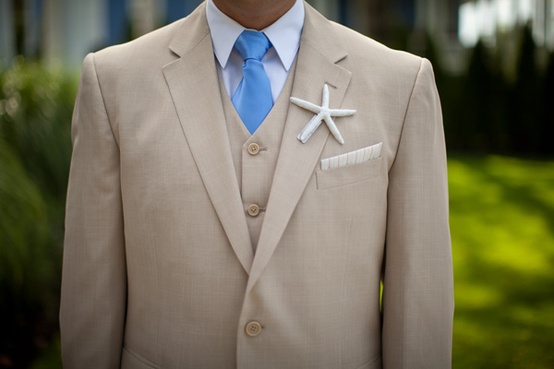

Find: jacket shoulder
<box><xmin>92</xmin><ymin>20</ymin><xmax>181</xmax><ymax>70</ymax></box>
<box><xmin>91</xmin><ymin>2</ymin><xmax>207</xmax><ymax>72</ymax></box>
<box><xmin>330</xmin><ymin>21</ymin><xmax>424</xmax><ymax>76</ymax></box>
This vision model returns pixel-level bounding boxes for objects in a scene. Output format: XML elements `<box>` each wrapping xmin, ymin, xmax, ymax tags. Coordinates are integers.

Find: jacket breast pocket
<box><xmin>316</xmin><ymin>157</ymin><xmax>385</xmax><ymax>190</ymax></box>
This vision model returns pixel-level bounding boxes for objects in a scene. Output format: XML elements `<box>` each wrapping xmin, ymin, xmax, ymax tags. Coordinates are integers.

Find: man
<box><xmin>60</xmin><ymin>0</ymin><xmax>454</xmax><ymax>368</ymax></box>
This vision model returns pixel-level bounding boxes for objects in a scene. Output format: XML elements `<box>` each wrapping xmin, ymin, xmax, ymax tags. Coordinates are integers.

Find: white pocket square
<box><xmin>321</xmin><ymin>142</ymin><xmax>382</xmax><ymax>171</ymax></box>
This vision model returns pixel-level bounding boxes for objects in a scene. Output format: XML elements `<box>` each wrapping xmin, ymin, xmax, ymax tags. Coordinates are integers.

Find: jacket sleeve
<box><xmin>382</xmin><ymin>58</ymin><xmax>454</xmax><ymax>369</ymax></box>
<box><xmin>60</xmin><ymin>53</ymin><xmax>127</xmax><ymax>369</ymax></box>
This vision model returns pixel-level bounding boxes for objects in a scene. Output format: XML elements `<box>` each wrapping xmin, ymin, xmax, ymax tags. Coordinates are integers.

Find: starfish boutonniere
<box><xmin>290</xmin><ymin>84</ymin><xmax>356</xmax><ymax>145</ymax></box>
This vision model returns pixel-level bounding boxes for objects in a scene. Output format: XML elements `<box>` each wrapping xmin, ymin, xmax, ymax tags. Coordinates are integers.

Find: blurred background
<box><xmin>1</xmin><ymin>0</ymin><xmax>553</xmax><ymax>368</ymax></box>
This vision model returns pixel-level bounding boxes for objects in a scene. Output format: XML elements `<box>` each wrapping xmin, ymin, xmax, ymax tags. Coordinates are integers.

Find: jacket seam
<box><xmin>388</xmin><ymin>57</ymin><xmax>426</xmax><ymax>172</ymax></box>
<box><xmin>90</xmin><ymin>52</ymin><xmax>121</xmax><ymax>150</ymax></box>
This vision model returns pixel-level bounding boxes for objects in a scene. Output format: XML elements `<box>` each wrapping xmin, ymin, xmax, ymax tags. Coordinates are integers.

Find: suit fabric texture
<box><xmin>60</xmin><ymin>2</ymin><xmax>454</xmax><ymax>368</ymax></box>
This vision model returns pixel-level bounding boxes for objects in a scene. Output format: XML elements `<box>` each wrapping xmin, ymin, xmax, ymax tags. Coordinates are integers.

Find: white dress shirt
<box><xmin>206</xmin><ymin>0</ymin><xmax>305</xmax><ymax>102</ymax></box>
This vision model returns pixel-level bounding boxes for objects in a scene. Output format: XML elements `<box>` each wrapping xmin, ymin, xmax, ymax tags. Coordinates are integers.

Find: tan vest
<box><xmin>220</xmin><ymin>68</ymin><xmax>296</xmax><ymax>251</ymax></box>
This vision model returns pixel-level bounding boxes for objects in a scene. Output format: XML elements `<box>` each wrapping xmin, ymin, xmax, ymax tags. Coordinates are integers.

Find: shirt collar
<box><xmin>206</xmin><ymin>0</ymin><xmax>305</xmax><ymax>71</ymax></box>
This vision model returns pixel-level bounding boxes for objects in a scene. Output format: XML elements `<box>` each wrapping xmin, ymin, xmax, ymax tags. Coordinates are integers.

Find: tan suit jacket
<box><xmin>60</xmin><ymin>2</ymin><xmax>454</xmax><ymax>368</ymax></box>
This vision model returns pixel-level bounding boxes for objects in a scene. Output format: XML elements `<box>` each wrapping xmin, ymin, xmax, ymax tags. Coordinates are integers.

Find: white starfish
<box><xmin>290</xmin><ymin>84</ymin><xmax>356</xmax><ymax>145</ymax></box>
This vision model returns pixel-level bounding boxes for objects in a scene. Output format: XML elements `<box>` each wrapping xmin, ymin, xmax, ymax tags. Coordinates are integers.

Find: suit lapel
<box><xmin>247</xmin><ymin>4</ymin><xmax>353</xmax><ymax>293</ymax></box>
<box><xmin>163</xmin><ymin>4</ymin><xmax>254</xmax><ymax>274</ymax></box>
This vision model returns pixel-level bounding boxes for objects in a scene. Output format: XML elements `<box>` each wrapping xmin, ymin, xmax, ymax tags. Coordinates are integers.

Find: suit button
<box><xmin>247</xmin><ymin>204</ymin><xmax>260</xmax><ymax>217</ymax></box>
<box><xmin>247</xmin><ymin>143</ymin><xmax>260</xmax><ymax>156</ymax></box>
<box><xmin>245</xmin><ymin>321</ymin><xmax>262</xmax><ymax>337</ymax></box>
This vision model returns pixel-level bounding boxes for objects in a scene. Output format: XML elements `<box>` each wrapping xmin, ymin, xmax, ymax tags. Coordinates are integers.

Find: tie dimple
<box><xmin>234</xmin><ymin>30</ymin><xmax>271</xmax><ymax>62</ymax></box>
<box><xmin>232</xmin><ymin>30</ymin><xmax>273</xmax><ymax>134</ymax></box>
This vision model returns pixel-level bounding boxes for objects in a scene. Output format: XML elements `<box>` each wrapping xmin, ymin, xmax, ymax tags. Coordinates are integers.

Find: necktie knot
<box><xmin>234</xmin><ymin>30</ymin><xmax>271</xmax><ymax>62</ymax></box>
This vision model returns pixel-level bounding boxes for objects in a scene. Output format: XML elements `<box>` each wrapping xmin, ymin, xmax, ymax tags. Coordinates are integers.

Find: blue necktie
<box><xmin>232</xmin><ymin>30</ymin><xmax>273</xmax><ymax>134</ymax></box>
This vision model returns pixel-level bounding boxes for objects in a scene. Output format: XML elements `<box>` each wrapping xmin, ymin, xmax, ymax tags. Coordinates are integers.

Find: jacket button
<box><xmin>245</xmin><ymin>321</ymin><xmax>262</xmax><ymax>337</ymax></box>
<box><xmin>247</xmin><ymin>143</ymin><xmax>260</xmax><ymax>156</ymax></box>
<box><xmin>247</xmin><ymin>204</ymin><xmax>260</xmax><ymax>217</ymax></box>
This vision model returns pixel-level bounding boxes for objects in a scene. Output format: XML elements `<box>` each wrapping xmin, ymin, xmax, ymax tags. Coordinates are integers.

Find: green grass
<box><xmin>27</xmin><ymin>155</ymin><xmax>554</xmax><ymax>368</ymax></box>
<box><xmin>449</xmin><ymin>155</ymin><xmax>554</xmax><ymax>369</ymax></box>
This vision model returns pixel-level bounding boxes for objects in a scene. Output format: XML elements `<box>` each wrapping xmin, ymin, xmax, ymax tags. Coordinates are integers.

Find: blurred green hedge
<box><xmin>0</xmin><ymin>59</ymin><xmax>76</xmax><ymax>368</ymax></box>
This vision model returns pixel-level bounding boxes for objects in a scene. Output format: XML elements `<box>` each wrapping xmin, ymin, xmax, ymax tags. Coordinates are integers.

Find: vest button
<box><xmin>247</xmin><ymin>143</ymin><xmax>260</xmax><ymax>156</ymax></box>
<box><xmin>247</xmin><ymin>204</ymin><xmax>260</xmax><ymax>217</ymax></box>
<box><xmin>245</xmin><ymin>321</ymin><xmax>262</xmax><ymax>337</ymax></box>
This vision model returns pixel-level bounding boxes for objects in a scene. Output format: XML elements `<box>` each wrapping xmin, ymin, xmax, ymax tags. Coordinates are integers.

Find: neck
<box><xmin>213</xmin><ymin>0</ymin><xmax>296</xmax><ymax>30</ymax></box>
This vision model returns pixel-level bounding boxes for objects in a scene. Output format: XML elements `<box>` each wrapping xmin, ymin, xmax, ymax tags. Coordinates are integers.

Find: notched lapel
<box><xmin>163</xmin><ymin>6</ymin><xmax>254</xmax><ymax>274</ymax></box>
<box><xmin>247</xmin><ymin>4</ymin><xmax>353</xmax><ymax>292</ymax></box>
